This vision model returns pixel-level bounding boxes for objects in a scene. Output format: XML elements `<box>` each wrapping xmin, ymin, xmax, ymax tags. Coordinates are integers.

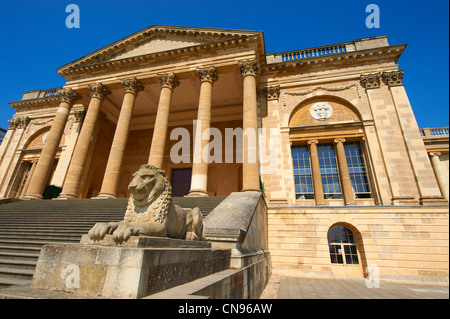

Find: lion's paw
<box><xmin>88</xmin><ymin>222</ymin><xmax>119</xmax><ymax>241</ymax></box>
<box><xmin>112</xmin><ymin>223</ymin><xmax>140</xmax><ymax>243</ymax></box>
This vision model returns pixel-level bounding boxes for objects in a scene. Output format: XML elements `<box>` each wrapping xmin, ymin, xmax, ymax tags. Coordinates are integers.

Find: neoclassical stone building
<box><xmin>0</xmin><ymin>26</ymin><xmax>448</xmax><ymax>284</ymax></box>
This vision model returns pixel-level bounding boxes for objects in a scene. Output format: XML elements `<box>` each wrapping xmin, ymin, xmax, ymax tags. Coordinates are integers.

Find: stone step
<box><xmin>0</xmin><ymin>251</ymin><xmax>40</xmax><ymax>261</ymax></box>
<box><xmin>0</xmin><ymin>234</ymin><xmax>83</xmax><ymax>242</ymax></box>
<box><xmin>0</xmin><ymin>258</ymin><xmax>37</xmax><ymax>271</ymax></box>
<box><xmin>0</xmin><ymin>239</ymin><xmax>78</xmax><ymax>248</ymax></box>
<box><xmin>0</xmin><ymin>277</ymin><xmax>31</xmax><ymax>288</ymax></box>
<box><xmin>0</xmin><ymin>266</ymin><xmax>35</xmax><ymax>281</ymax></box>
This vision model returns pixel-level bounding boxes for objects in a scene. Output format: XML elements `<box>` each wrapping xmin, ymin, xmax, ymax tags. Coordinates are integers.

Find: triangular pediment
<box><xmin>108</xmin><ymin>37</ymin><xmax>203</xmax><ymax>61</ymax></box>
<box><xmin>57</xmin><ymin>25</ymin><xmax>263</xmax><ymax>73</ymax></box>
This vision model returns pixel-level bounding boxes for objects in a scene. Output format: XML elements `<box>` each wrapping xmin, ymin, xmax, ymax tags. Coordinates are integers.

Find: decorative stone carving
<box><xmin>310</xmin><ymin>102</ymin><xmax>333</xmax><ymax>121</ymax></box>
<box><xmin>121</xmin><ymin>77</ymin><xmax>144</xmax><ymax>95</ymax></box>
<box><xmin>262</xmin><ymin>85</ymin><xmax>280</xmax><ymax>101</ymax></box>
<box><xmin>307</xmin><ymin>139</ymin><xmax>319</xmax><ymax>145</ymax></box>
<box><xmin>360</xmin><ymin>73</ymin><xmax>381</xmax><ymax>89</ymax></box>
<box><xmin>156</xmin><ymin>72</ymin><xmax>180</xmax><ymax>90</ymax></box>
<box><xmin>238</xmin><ymin>59</ymin><xmax>259</xmax><ymax>77</ymax></box>
<box><xmin>8</xmin><ymin>116</ymin><xmax>30</xmax><ymax>130</ymax></box>
<box><xmin>88</xmin><ymin>164</ymin><xmax>205</xmax><ymax>243</ymax></box>
<box><xmin>196</xmin><ymin>66</ymin><xmax>218</xmax><ymax>84</ymax></box>
<box><xmin>88</xmin><ymin>83</ymin><xmax>111</xmax><ymax>100</ymax></box>
<box><xmin>73</xmin><ymin>109</ymin><xmax>86</xmax><ymax>123</ymax></box>
<box><xmin>58</xmin><ymin>87</ymin><xmax>80</xmax><ymax>105</ymax></box>
<box><xmin>334</xmin><ymin>138</ymin><xmax>346</xmax><ymax>144</ymax></box>
<box><xmin>382</xmin><ymin>70</ymin><xmax>404</xmax><ymax>87</ymax></box>
<box><xmin>281</xmin><ymin>84</ymin><xmax>361</xmax><ymax>107</ymax></box>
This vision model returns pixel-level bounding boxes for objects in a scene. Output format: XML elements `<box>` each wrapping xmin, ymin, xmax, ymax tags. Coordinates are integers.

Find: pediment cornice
<box><xmin>57</xmin><ymin>25</ymin><xmax>265</xmax><ymax>80</ymax></box>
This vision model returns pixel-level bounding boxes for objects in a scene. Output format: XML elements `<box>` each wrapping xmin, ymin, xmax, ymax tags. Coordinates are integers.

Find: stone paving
<box><xmin>278</xmin><ymin>277</ymin><xmax>449</xmax><ymax>299</ymax></box>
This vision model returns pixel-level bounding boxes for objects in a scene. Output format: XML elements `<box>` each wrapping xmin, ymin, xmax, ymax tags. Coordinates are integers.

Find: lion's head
<box><xmin>124</xmin><ymin>165</ymin><xmax>172</xmax><ymax>224</ymax></box>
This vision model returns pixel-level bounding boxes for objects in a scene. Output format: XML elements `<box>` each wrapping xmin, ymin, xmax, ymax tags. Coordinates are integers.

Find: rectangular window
<box><xmin>344</xmin><ymin>142</ymin><xmax>372</xmax><ymax>198</ymax></box>
<box><xmin>317</xmin><ymin>144</ymin><xmax>342</xmax><ymax>199</ymax></box>
<box><xmin>291</xmin><ymin>145</ymin><xmax>314</xmax><ymax>199</ymax></box>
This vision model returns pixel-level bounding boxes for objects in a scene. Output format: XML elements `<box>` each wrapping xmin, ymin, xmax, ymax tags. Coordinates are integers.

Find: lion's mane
<box><xmin>123</xmin><ymin>165</ymin><xmax>173</xmax><ymax>224</ymax></box>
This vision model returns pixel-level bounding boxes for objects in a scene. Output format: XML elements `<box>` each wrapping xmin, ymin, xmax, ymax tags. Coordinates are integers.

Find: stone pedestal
<box><xmin>29</xmin><ymin>235</ymin><xmax>230</xmax><ymax>299</ymax></box>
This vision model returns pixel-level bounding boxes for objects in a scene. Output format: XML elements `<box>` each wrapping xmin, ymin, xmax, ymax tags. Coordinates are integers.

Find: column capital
<box><xmin>334</xmin><ymin>138</ymin><xmax>346</xmax><ymax>144</ymax></box>
<box><xmin>382</xmin><ymin>70</ymin><xmax>405</xmax><ymax>87</ymax></box>
<box><xmin>8</xmin><ymin>116</ymin><xmax>30</xmax><ymax>130</ymax></box>
<box><xmin>238</xmin><ymin>59</ymin><xmax>259</xmax><ymax>77</ymax></box>
<box><xmin>156</xmin><ymin>72</ymin><xmax>180</xmax><ymax>90</ymax></box>
<box><xmin>73</xmin><ymin>109</ymin><xmax>86</xmax><ymax>123</ymax></box>
<box><xmin>58</xmin><ymin>87</ymin><xmax>80</xmax><ymax>105</ymax></box>
<box><xmin>196</xmin><ymin>66</ymin><xmax>218</xmax><ymax>84</ymax></box>
<box><xmin>360</xmin><ymin>73</ymin><xmax>381</xmax><ymax>89</ymax></box>
<box><xmin>307</xmin><ymin>139</ymin><xmax>319</xmax><ymax>145</ymax></box>
<box><xmin>429</xmin><ymin>151</ymin><xmax>441</xmax><ymax>157</ymax></box>
<box><xmin>88</xmin><ymin>83</ymin><xmax>111</xmax><ymax>100</ymax></box>
<box><xmin>262</xmin><ymin>85</ymin><xmax>280</xmax><ymax>101</ymax></box>
<box><xmin>121</xmin><ymin>77</ymin><xmax>144</xmax><ymax>95</ymax></box>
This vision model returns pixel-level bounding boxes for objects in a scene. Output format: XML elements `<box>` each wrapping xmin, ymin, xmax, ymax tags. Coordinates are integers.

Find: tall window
<box><xmin>292</xmin><ymin>140</ymin><xmax>372</xmax><ymax>202</ymax></box>
<box><xmin>344</xmin><ymin>142</ymin><xmax>372</xmax><ymax>198</ymax></box>
<box><xmin>327</xmin><ymin>225</ymin><xmax>359</xmax><ymax>265</ymax></box>
<box><xmin>317</xmin><ymin>144</ymin><xmax>342</xmax><ymax>199</ymax></box>
<box><xmin>291</xmin><ymin>146</ymin><xmax>314</xmax><ymax>199</ymax></box>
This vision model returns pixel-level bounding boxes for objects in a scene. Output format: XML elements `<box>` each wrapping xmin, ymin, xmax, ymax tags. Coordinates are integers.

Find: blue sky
<box><xmin>0</xmin><ymin>0</ymin><xmax>448</xmax><ymax>130</ymax></box>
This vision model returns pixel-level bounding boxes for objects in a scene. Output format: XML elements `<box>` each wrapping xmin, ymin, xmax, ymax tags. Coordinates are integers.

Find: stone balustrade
<box><xmin>420</xmin><ymin>127</ymin><xmax>449</xmax><ymax>138</ymax></box>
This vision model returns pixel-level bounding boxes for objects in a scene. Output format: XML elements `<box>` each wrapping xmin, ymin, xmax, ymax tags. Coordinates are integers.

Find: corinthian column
<box><xmin>188</xmin><ymin>66</ymin><xmax>218</xmax><ymax>197</ymax></box>
<box><xmin>24</xmin><ymin>88</ymin><xmax>79</xmax><ymax>200</ymax></box>
<box><xmin>238</xmin><ymin>59</ymin><xmax>260</xmax><ymax>192</ymax></box>
<box><xmin>308</xmin><ymin>140</ymin><xmax>325</xmax><ymax>206</ymax></box>
<box><xmin>96</xmin><ymin>78</ymin><xmax>143</xmax><ymax>199</ymax></box>
<box><xmin>59</xmin><ymin>83</ymin><xmax>111</xmax><ymax>199</ymax></box>
<box><xmin>148</xmin><ymin>72</ymin><xmax>179</xmax><ymax>168</ymax></box>
<box><xmin>334</xmin><ymin>138</ymin><xmax>355</xmax><ymax>206</ymax></box>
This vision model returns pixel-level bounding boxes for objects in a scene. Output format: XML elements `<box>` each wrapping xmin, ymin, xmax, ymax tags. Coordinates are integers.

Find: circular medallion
<box><xmin>310</xmin><ymin>102</ymin><xmax>333</xmax><ymax>121</ymax></box>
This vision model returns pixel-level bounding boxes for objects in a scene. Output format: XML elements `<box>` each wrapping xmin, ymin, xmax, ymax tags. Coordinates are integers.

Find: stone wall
<box><xmin>268</xmin><ymin>205</ymin><xmax>449</xmax><ymax>285</ymax></box>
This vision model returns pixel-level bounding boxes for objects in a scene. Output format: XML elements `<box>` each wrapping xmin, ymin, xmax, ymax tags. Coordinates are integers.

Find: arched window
<box><xmin>327</xmin><ymin>225</ymin><xmax>359</xmax><ymax>265</ymax></box>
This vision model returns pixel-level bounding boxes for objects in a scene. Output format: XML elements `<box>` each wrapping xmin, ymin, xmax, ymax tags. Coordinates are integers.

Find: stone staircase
<box><xmin>0</xmin><ymin>196</ymin><xmax>226</xmax><ymax>288</ymax></box>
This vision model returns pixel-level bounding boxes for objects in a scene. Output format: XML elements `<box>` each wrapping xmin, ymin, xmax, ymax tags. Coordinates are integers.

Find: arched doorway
<box><xmin>327</xmin><ymin>224</ymin><xmax>365</xmax><ymax>278</ymax></box>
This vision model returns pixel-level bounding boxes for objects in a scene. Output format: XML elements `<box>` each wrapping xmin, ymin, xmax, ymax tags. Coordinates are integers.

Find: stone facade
<box><xmin>0</xmin><ymin>26</ymin><xmax>448</xmax><ymax>285</ymax></box>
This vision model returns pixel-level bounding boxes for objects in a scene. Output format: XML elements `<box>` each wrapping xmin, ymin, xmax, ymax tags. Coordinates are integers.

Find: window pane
<box><xmin>344</xmin><ymin>142</ymin><xmax>372</xmax><ymax>198</ymax></box>
<box><xmin>291</xmin><ymin>145</ymin><xmax>314</xmax><ymax>199</ymax></box>
<box><xmin>317</xmin><ymin>143</ymin><xmax>342</xmax><ymax>197</ymax></box>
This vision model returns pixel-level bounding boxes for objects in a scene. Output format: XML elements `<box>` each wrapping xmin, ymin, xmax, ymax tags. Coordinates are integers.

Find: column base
<box><xmin>186</xmin><ymin>189</ymin><xmax>208</xmax><ymax>197</ymax></box>
<box><xmin>93</xmin><ymin>192</ymin><xmax>117</xmax><ymax>199</ymax></box>
<box><xmin>56</xmin><ymin>193</ymin><xmax>77</xmax><ymax>200</ymax></box>
<box><xmin>22</xmin><ymin>194</ymin><xmax>43</xmax><ymax>200</ymax></box>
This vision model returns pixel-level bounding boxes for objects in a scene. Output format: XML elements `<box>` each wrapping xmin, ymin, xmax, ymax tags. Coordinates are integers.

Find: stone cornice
<box><xmin>265</xmin><ymin>44</ymin><xmax>406</xmax><ymax>76</ymax></box>
<box><xmin>57</xmin><ymin>26</ymin><xmax>262</xmax><ymax>72</ymax></box>
<box><xmin>57</xmin><ymin>25</ymin><xmax>264</xmax><ymax>81</ymax></box>
<box><xmin>9</xmin><ymin>96</ymin><xmax>62</xmax><ymax>112</ymax></box>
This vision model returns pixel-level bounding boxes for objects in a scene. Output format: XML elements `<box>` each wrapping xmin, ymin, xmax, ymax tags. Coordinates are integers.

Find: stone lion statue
<box><xmin>89</xmin><ymin>164</ymin><xmax>205</xmax><ymax>243</ymax></box>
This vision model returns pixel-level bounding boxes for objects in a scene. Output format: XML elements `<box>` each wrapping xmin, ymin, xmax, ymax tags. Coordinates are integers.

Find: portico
<box><xmin>13</xmin><ymin>26</ymin><xmax>267</xmax><ymax>200</ymax></box>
